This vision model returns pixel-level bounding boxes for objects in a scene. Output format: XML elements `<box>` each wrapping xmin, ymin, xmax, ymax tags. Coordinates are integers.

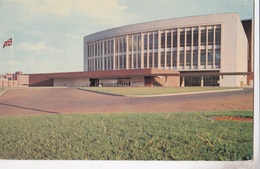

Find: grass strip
<box><xmin>79</xmin><ymin>87</ymin><xmax>241</xmax><ymax>96</ymax></box>
<box><xmin>0</xmin><ymin>111</ymin><xmax>253</xmax><ymax>160</ymax></box>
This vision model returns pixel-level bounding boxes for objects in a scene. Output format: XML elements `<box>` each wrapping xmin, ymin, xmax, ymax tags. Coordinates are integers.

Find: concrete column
<box><xmin>126</xmin><ymin>35</ymin><xmax>129</xmax><ymax>69</ymax></box>
<box><xmin>201</xmin><ymin>76</ymin><xmax>204</xmax><ymax>87</ymax></box>
<box><xmin>181</xmin><ymin>76</ymin><xmax>185</xmax><ymax>87</ymax></box>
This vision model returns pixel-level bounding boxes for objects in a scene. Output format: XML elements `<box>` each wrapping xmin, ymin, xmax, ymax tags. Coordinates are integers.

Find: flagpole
<box><xmin>12</xmin><ymin>35</ymin><xmax>14</xmax><ymax>87</ymax></box>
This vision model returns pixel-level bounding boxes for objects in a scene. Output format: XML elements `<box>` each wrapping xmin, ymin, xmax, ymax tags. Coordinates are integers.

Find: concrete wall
<box><xmin>54</xmin><ymin>77</ymin><xmax>90</xmax><ymax>87</ymax></box>
<box><xmin>220</xmin><ymin>14</ymin><xmax>248</xmax><ymax>87</ymax></box>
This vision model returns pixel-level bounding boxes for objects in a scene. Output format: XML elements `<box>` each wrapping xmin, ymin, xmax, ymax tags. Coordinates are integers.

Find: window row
<box><xmin>87</xmin><ymin>25</ymin><xmax>221</xmax><ymax>57</ymax></box>
<box><xmin>87</xmin><ymin>49</ymin><xmax>220</xmax><ymax>71</ymax></box>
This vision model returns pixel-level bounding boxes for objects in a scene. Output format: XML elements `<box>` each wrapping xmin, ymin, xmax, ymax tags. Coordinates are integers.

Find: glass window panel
<box><xmin>186</xmin><ymin>30</ymin><xmax>192</xmax><ymax>47</ymax></box>
<box><xmin>154</xmin><ymin>33</ymin><xmax>158</xmax><ymax>49</ymax></box>
<box><xmin>215</xmin><ymin>49</ymin><xmax>221</xmax><ymax>66</ymax></box>
<box><xmin>186</xmin><ymin>51</ymin><xmax>191</xmax><ymax>66</ymax></box>
<box><xmin>111</xmin><ymin>40</ymin><xmax>114</xmax><ymax>54</ymax></box>
<box><xmin>208</xmin><ymin>50</ymin><xmax>213</xmax><ymax>65</ymax></box>
<box><xmin>173</xmin><ymin>31</ymin><xmax>177</xmax><ymax>47</ymax></box>
<box><xmin>167</xmin><ymin>51</ymin><xmax>171</xmax><ymax>67</ymax></box>
<box><xmin>193</xmin><ymin>50</ymin><xmax>198</xmax><ymax>66</ymax></box>
<box><xmin>208</xmin><ymin>28</ymin><xmax>214</xmax><ymax>45</ymax></box>
<box><xmin>193</xmin><ymin>29</ymin><xmax>198</xmax><ymax>46</ymax></box>
<box><xmin>149</xmin><ymin>33</ymin><xmax>153</xmax><ymax>49</ymax></box>
<box><xmin>200</xmin><ymin>50</ymin><xmax>206</xmax><ymax>65</ymax></box>
<box><xmin>161</xmin><ymin>32</ymin><xmax>165</xmax><ymax>48</ymax></box>
<box><xmin>154</xmin><ymin>52</ymin><xmax>158</xmax><ymax>67</ymax></box>
<box><xmin>215</xmin><ymin>26</ymin><xmax>221</xmax><ymax>45</ymax></box>
<box><xmin>179</xmin><ymin>51</ymin><xmax>184</xmax><ymax>66</ymax></box>
<box><xmin>201</xmin><ymin>28</ymin><xmax>206</xmax><ymax>46</ymax></box>
<box><xmin>138</xmin><ymin>53</ymin><xmax>141</xmax><ymax>68</ymax></box>
<box><xmin>172</xmin><ymin>51</ymin><xmax>177</xmax><ymax>67</ymax></box>
<box><xmin>107</xmin><ymin>41</ymin><xmax>110</xmax><ymax>54</ymax></box>
<box><xmin>161</xmin><ymin>52</ymin><xmax>165</xmax><ymax>67</ymax></box>
<box><xmin>128</xmin><ymin>54</ymin><xmax>132</xmax><ymax>69</ymax></box>
<box><xmin>149</xmin><ymin>53</ymin><xmax>153</xmax><ymax>67</ymax></box>
<box><xmin>144</xmin><ymin>53</ymin><xmax>147</xmax><ymax>68</ymax></box>
<box><xmin>128</xmin><ymin>36</ymin><xmax>132</xmax><ymax>52</ymax></box>
<box><xmin>144</xmin><ymin>34</ymin><xmax>148</xmax><ymax>50</ymax></box>
<box><xmin>180</xmin><ymin>29</ymin><xmax>185</xmax><ymax>47</ymax></box>
<box><xmin>138</xmin><ymin>35</ymin><xmax>141</xmax><ymax>51</ymax></box>
<box><xmin>167</xmin><ymin>32</ymin><xmax>171</xmax><ymax>48</ymax></box>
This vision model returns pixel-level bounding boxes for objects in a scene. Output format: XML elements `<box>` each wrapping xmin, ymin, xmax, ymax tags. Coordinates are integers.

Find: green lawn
<box><xmin>0</xmin><ymin>111</ymin><xmax>253</xmax><ymax>160</ymax></box>
<box><xmin>79</xmin><ymin>87</ymin><xmax>241</xmax><ymax>96</ymax></box>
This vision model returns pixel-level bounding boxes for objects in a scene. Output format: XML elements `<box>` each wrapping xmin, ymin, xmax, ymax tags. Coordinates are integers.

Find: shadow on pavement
<box><xmin>0</xmin><ymin>103</ymin><xmax>60</xmax><ymax>115</ymax></box>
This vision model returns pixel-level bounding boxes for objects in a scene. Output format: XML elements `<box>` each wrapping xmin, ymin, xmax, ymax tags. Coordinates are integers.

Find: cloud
<box><xmin>17</xmin><ymin>42</ymin><xmax>58</xmax><ymax>54</ymax></box>
<box><xmin>17</xmin><ymin>0</ymin><xmax>138</xmax><ymax>26</ymax></box>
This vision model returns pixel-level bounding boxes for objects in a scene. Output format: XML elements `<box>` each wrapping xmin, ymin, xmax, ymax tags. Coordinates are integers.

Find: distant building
<box><xmin>0</xmin><ymin>71</ymin><xmax>29</xmax><ymax>87</ymax></box>
<box><xmin>29</xmin><ymin>13</ymin><xmax>253</xmax><ymax>87</ymax></box>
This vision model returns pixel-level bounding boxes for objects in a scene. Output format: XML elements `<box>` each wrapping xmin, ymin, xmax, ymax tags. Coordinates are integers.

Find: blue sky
<box><xmin>0</xmin><ymin>0</ymin><xmax>254</xmax><ymax>74</ymax></box>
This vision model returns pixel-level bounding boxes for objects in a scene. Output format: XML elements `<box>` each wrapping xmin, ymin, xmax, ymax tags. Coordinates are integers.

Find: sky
<box><xmin>0</xmin><ymin>0</ymin><xmax>254</xmax><ymax>74</ymax></box>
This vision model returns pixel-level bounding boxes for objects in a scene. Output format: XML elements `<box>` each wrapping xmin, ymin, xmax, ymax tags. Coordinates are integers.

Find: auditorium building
<box><xmin>29</xmin><ymin>13</ymin><xmax>253</xmax><ymax>87</ymax></box>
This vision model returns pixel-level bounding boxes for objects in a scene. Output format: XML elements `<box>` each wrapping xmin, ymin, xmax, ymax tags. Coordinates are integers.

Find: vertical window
<box><xmin>149</xmin><ymin>33</ymin><xmax>153</xmax><ymax>49</ymax></box>
<box><xmin>186</xmin><ymin>30</ymin><xmax>192</xmax><ymax>47</ymax></box>
<box><xmin>200</xmin><ymin>50</ymin><xmax>206</xmax><ymax>65</ymax></box>
<box><xmin>167</xmin><ymin>51</ymin><xmax>171</xmax><ymax>67</ymax></box>
<box><xmin>161</xmin><ymin>52</ymin><xmax>165</xmax><ymax>67</ymax></box>
<box><xmin>137</xmin><ymin>53</ymin><xmax>141</xmax><ymax>68</ymax></box>
<box><xmin>173</xmin><ymin>30</ymin><xmax>177</xmax><ymax>47</ymax></box>
<box><xmin>208</xmin><ymin>28</ymin><xmax>214</xmax><ymax>45</ymax></box>
<box><xmin>123</xmin><ymin>38</ymin><xmax>126</xmax><ymax>52</ymax></box>
<box><xmin>149</xmin><ymin>52</ymin><xmax>153</xmax><ymax>67</ymax></box>
<box><xmin>201</xmin><ymin>28</ymin><xmax>206</xmax><ymax>46</ymax></box>
<box><xmin>154</xmin><ymin>52</ymin><xmax>158</xmax><ymax>67</ymax></box>
<box><xmin>128</xmin><ymin>36</ymin><xmax>132</xmax><ymax>52</ymax></box>
<box><xmin>100</xmin><ymin>42</ymin><xmax>103</xmax><ymax>55</ymax></box>
<box><xmin>123</xmin><ymin>55</ymin><xmax>126</xmax><ymax>69</ymax></box>
<box><xmin>115</xmin><ymin>55</ymin><xmax>118</xmax><ymax>70</ymax></box>
<box><xmin>215</xmin><ymin>49</ymin><xmax>221</xmax><ymax>66</ymax></box>
<box><xmin>107</xmin><ymin>41</ymin><xmax>110</xmax><ymax>54</ymax></box>
<box><xmin>95</xmin><ymin>43</ymin><xmax>98</xmax><ymax>56</ymax></box>
<box><xmin>111</xmin><ymin>55</ymin><xmax>114</xmax><ymax>68</ymax></box>
<box><xmin>180</xmin><ymin>29</ymin><xmax>185</xmax><ymax>47</ymax></box>
<box><xmin>186</xmin><ymin>51</ymin><xmax>191</xmax><ymax>66</ymax></box>
<box><xmin>111</xmin><ymin>40</ymin><xmax>114</xmax><ymax>54</ymax></box>
<box><xmin>144</xmin><ymin>53</ymin><xmax>147</xmax><ymax>68</ymax></box>
<box><xmin>193</xmin><ymin>29</ymin><xmax>198</xmax><ymax>46</ymax></box>
<box><xmin>115</xmin><ymin>39</ymin><xmax>119</xmax><ymax>53</ymax></box>
<box><xmin>133</xmin><ymin>35</ymin><xmax>138</xmax><ymax>51</ymax></box>
<box><xmin>215</xmin><ymin>26</ymin><xmax>221</xmax><ymax>45</ymax></box>
<box><xmin>133</xmin><ymin>54</ymin><xmax>137</xmax><ymax>68</ymax></box>
<box><xmin>144</xmin><ymin>34</ymin><xmax>148</xmax><ymax>50</ymax></box>
<box><xmin>128</xmin><ymin>54</ymin><xmax>132</xmax><ymax>69</ymax></box>
<box><xmin>137</xmin><ymin>35</ymin><xmax>141</xmax><ymax>51</ymax></box>
<box><xmin>172</xmin><ymin>51</ymin><xmax>177</xmax><ymax>67</ymax></box>
<box><xmin>167</xmin><ymin>32</ymin><xmax>171</xmax><ymax>48</ymax></box>
<box><xmin>179</xmin><ymin>51</ymin><xmax>184</xmax><ymax>66</ymax></box>
<box><xmin>193</xmin><ymin>50</ymin><xmax>198</xmax><ymax>66</ymax></box>
<box><xmin>104</xmin><ymin>41</ymin><xmax>107</xmax><ymax>54</ymax></box>
<box><xmin>161</xmin><ymin>32</ymin><xmax>165</xmax><ymax>48</ymax></box>
<box><xmin>208</xmin><ymin>49</ymin><xmax>213</xmax><ymax>65</ymax></box>
<box><xmin>154</xmin><ymin>33</ymin><xmax>158</xmax><ymax>49</ymax></box>
<box><xmin>119</xmin><ymin>39</ymin><xmax>123</xmax><ymax>53</ymax></box>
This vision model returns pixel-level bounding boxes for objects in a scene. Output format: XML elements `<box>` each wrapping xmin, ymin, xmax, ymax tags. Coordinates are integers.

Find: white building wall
<box><xmin>219</xmin><ymin>14</ymin><xmax>248</xmax><ymax>87</ymax></box>
<box><xmin>54</xmin><ymin>78</ymin><xmax>90</xmax><ymax>87</ymax></box>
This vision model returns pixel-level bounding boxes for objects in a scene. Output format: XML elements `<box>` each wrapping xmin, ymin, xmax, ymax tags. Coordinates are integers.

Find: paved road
<box><xmin>0</xmin><ymin>87</ymin><xmax>253</xmax><ymax>117</ymax></box>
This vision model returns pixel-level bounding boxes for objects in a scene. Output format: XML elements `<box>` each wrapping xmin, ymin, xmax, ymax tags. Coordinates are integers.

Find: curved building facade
<box><xmin>84</xmin><ymin>13</ymin><xmax>249</xmax><ymax>87</ymax></box>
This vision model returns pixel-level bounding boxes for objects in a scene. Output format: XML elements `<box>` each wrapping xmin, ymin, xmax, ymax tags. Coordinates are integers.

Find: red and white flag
<box><xmin>3</xmin><ymin>38</ymin><xmax>12</xmax><ymax>48</ymax></box>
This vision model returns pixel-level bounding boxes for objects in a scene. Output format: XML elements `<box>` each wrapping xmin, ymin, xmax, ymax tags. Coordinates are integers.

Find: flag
<box><xmin>3</xmin><ymin>38</ymin><xmax>12</xmax><ymax>48</ymax></box>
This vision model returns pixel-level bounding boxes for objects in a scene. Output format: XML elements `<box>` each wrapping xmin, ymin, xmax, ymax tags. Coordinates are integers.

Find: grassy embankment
<box><xmin>79</xmin><ymin>87</ymin><xmax>241</xmax><ymax>96</ymax></box>
<box><xmin>0</xmin><ymin>111</ymin><xmax>253</xmax><ymax>160</ymax></box>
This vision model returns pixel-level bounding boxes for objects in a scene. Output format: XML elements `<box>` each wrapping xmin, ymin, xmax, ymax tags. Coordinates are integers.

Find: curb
<box><xmin>126</xmin><ymin>88</ymin><xmax>244</xmax><ymax>98</ymax></box>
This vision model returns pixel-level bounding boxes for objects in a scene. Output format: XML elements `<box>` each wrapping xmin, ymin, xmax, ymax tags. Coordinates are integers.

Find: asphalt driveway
<box><xmin>0</xmin><ymin>87</ymin><xmax>253</xmax><ymax>117</ymax></box>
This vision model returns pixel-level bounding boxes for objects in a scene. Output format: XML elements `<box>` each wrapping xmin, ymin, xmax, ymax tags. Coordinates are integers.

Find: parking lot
<box><xmin>0</xmin><ymin>87</ymin><xmax>254</xmax><ymax>117</ymax></box>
